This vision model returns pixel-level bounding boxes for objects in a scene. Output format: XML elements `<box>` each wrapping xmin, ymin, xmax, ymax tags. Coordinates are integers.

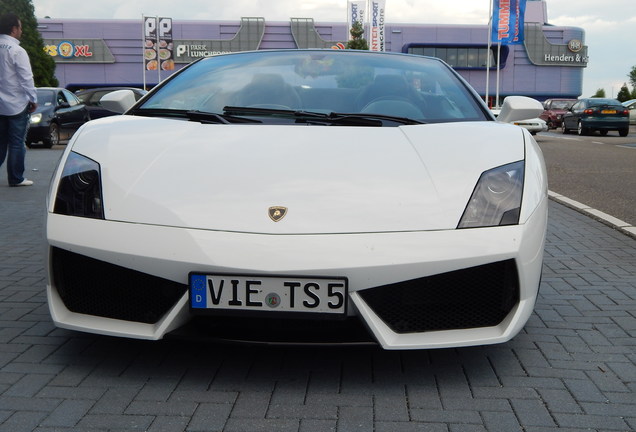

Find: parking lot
<box><xmin>0</xmin><ymin>147</ymin><xmax>635</xmax><ymax>432</ymax></box>
<box><xmin>536</xmin><ymin>124</ymin><xmax>636</xmax><ymax>230</ymax></box>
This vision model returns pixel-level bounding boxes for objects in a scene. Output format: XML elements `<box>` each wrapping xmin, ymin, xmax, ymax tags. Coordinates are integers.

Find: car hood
<box><xmin>68</xmin><ymin>116</ymin><xmax>526</xmax><ymax>234</ymax></box>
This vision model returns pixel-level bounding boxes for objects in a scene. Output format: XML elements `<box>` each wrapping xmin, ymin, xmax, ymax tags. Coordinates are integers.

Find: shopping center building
<box><xmin>37</xmin><ymin>0</ymin><xmax>587</xmax><ymax>103</ymax></box>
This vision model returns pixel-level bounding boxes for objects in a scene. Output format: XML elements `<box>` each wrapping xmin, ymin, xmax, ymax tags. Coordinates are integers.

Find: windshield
<box><xmin>588</xmin><ymin>99</ymin><xmax>622</xmax><ymax>108</ymax></box>
<box><xmin>36</xmin><ymin>90</ymin><xmax>55</xmax><ymax>105</ymax></box>
<box><xmin>138</xmin><ymin>50</ymin><xmax>488</xmax><ymax>124</ymax></box>
<box><xmin>551</xmin><ymin>100</ymin><xmax>574</xmax><ymax>109</ymax></box>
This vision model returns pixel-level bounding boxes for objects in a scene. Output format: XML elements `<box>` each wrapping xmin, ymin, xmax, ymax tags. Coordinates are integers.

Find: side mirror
<box><xmin>496</xmin><ymin>96</ymin><xmax>544</xmax><ymax>124</ymax></box>
<box><xmin>100</xmin><ymin>90</ymin><xmax>137</xmax><ymax>114</ymax></box>
<box><xmin>56</xmin><ymin>102</ymin><xmax>71</xmax><ymax>109</ymax></box>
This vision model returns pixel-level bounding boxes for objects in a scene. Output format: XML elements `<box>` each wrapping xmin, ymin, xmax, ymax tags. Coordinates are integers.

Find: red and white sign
<box><xmin>347</xmin><ymin>0</ymin><xmax>368</xmax><ymax>41</ymax></box>
<box><xmin>369</xmin><ymin>0</ymin><xmax>386</xmax><ymax>52</ymax></box>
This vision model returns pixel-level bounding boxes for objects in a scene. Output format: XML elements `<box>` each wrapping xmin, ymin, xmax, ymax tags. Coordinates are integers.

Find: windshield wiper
<box><xmin>223</xmin><ymin>106</ymin><xmax>425</xmax><ymax>126</ymax></box>
<box><xmin>331</xmin><ymin>112</ymin><xmax>425</xmax><ymax>126</ymax></box>
<box><xmin>129</xmin><ymin>108</ymin><xmax>261</xmax><ymax>124</ymax></box>
<box><xmin>185</xmin><ymin>110</ymin><xmax>261</xmax><ymax>124</ymax></box>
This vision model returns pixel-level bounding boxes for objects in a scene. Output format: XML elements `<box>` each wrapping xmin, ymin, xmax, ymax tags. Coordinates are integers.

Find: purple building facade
<box><xmin>37</xmin><ymin>0</ymin><xmax>587</xmax><ymax>102</ymax></box>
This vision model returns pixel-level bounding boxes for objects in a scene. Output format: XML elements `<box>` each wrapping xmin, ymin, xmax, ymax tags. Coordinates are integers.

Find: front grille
<box><xmin>51</xmin><ymin>247</ymin><xmax>188</xmax><ymax>324</ymax></box>
<box><xmin>359</xmin><ymin>260</ymin><xmax>519</xmax><ymax>334</ymax></box>
<box><xmin>176</xmin><ymin>316</ymin><xmax>376</xmax><ymax>345</ymax></box>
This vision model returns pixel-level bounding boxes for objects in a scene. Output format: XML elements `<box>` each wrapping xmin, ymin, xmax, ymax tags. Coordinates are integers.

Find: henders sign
<box><xmin>524</xmin><ymin>23</ymin><xmax>589</xmax><ymax>67</ymax></box>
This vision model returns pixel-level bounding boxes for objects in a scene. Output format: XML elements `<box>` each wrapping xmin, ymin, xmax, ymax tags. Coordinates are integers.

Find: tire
<box><xmin>599</xmin><ymin>130</ymin><xmax>608</xmax><ymax>136</ymax></box>
<box><xmin>44</xmin><ymin>123</ymin><xmax>59</xmax><ymax>148</ymax></box>
<box><xmin>577</xmin><ymin>121</ymin><xmax>589</xmax><ymax>136</ymax></box>
<box><xmin>546</xmin><ymin>120</ymin><xmax>553</xmax><ymax>130</ymax></box>
<box><xmin>562</xmin><ymin>121</ymin><xmax>570</xmax><ymax>134</ymax></box>
<box><xmin>619</xmin><ymin>128</ymin><xmax>629</xmax><ymax>137</ymax></box>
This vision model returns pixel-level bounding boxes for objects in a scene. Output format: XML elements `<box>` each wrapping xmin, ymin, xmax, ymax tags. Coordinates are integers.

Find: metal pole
<box><xmin>156</xmin><ymin>16</ymin><xmax>161</xmax><ymax>84</ymax></box>
<box><xmin>486</xmin><ymin>0</ymin><xmax>493</xmax><ymax>107</ymax></box>
<box><xmin>142</xmin><ymin>14</ymin><xmax>146</xmax><ymax>91</ymax></box>
<box><xmin>495</xmin><ymin>42</ymin><xmax>501</xmax><ymax>108</ymax></box>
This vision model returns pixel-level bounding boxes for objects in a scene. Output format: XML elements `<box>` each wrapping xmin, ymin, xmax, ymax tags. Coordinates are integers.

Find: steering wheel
<box><xmin>361</xmin><ymin>97</ymin><xmax>425</xmax><ymax>118</ymax></box>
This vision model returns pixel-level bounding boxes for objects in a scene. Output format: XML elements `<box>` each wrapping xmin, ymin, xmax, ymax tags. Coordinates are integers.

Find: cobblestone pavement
<box><xmin>1</xmin><ymin>148</ymin><xmax>635</xmax><ymax>432</ymax></box>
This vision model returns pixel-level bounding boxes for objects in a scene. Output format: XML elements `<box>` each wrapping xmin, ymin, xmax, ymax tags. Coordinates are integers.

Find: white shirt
<box><xmin>0</xmin><ymin>34</ymin><xmax>37</xmax><ymax>116</ymax></box>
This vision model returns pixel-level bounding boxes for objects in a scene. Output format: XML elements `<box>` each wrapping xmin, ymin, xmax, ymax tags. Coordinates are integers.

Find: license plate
<box><xmin>601</xmin><ymin>110</ymin><xmax>616</xmax><ymax>114</ymax></box>
<box><xmin>189</xmin><ymin>273</ymin><xmax>348</xmax><ymax>316</ymax></box>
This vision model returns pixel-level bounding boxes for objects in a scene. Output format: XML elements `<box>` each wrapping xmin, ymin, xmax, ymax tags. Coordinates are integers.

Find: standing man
<box><xmin>0</xmin><ymin>12</ymin><xmax>38</xmax><ymax>187</ymax></box>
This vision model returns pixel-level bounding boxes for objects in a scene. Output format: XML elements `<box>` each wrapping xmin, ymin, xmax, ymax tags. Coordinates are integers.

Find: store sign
<box><xmin>174</xmin><ymin>43</ymin><xmax>231</xmax><ymax>60</ymax></box>
<box><xmin>43</xmin><ymin>39</ymin><xmax>114</xmax><ymax>63</ymax></box>
<box><xmin>144</xmin><ymin>17</ymin><xmax>174</xmax><ymax>72</ymax></box>
<box><xmin>347</xmin><ymin>0</ymin><xmax>367</xmax><ymax>41</ymax></box>
<box><xmin>567</xmin><ymin>39</ymin><xmax>583</xmax><ymax>53</ymax></box>
<box><xmin>369</xmin><ymin>0</ymin><xmax>386</xmax><ymax>52</ymax></box>
<box><xmin>544</xmin><ymin>39</ymin><xmax>588</xmax><ymax>63</ymax></box>
<box><xmin>524</xmin><ymin>24</ymin><xmax>589</xmax><ymax>67</ymax></box>
<box><xmin>169</xmin><ymin>18</ymin><xmax>264</xmax><ymax>62</ymax></box>
<box><xmin>543</xmin><ymin>52</ymin><xmax>588</xmax><ymax>65</ymax></box>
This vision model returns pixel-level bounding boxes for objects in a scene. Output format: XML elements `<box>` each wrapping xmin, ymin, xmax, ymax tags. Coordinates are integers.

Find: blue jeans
<box><xmin>0</xmin><ymin>108</ymin><xmax>30</xmax><ymax>185</ymax></box>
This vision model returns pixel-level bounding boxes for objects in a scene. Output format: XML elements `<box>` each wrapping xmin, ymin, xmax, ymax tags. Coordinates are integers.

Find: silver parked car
<box><xmin>623</xmin><ymin>99</ymin><xmax>636</xmax><ymax>125</ymax></box>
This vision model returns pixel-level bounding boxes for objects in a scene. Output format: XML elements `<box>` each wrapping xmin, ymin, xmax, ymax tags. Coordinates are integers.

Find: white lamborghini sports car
<box><xmin>46</xmin><ymin>50</ymin><xmax>548</xmax><ymax>349</ymax></box>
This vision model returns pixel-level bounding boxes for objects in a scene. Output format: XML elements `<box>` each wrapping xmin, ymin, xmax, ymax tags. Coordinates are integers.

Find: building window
<box><xmin>405</xmin><ymin>45</ymin><xmax>508</xmax><ymax>69</ymax></box>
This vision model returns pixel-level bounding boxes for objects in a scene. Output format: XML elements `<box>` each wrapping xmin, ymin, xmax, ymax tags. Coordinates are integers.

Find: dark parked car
<box><xmin>540</xmin><ymin>98</ymin><xmax>576</xmax><ymax>129</ymax></box>
<box><xmin>562</xmin><ymin>98</ymin><xmax>630</xmax><ymax>137</ymax></box>
<box><xmin>75</xmin><ymin>87</ymin><xmax>147</xmax><ymax>119</ymax></box>
<box><xmin>27</xmin><ymin>88</ymin><xmax>90</xmax><ymax>148</ymax></box>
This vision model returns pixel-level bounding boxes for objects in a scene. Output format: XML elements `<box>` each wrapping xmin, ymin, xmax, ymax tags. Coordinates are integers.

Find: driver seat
<box><xmin>234</xmin><ymin>74</ymin><xmax>302</xmax><ymax>109</ymax></box>
<box><xmin>356</xmin><ymin>75</ymin><xmax>423</xmax><ymax>117</ymax></box>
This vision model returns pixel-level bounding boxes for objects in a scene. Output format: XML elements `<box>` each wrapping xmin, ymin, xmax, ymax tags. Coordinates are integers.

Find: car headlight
<box><xmin>30</xmin><ymin>113</ymin><xmax>42</xmax><ymax>124</ymax></box>
<box><xmin>458</xmin><ymin>161</ymin><xmax>524</xmax><ymax>228</ymax></box>
<box><xmin>53</xmin><ymin>152</ymin><xmax>104</xmax><ymax>219</ymax></box>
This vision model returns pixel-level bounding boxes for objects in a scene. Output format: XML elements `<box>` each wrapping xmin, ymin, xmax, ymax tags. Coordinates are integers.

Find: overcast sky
<box><xmin>30</xmin><ymin>0</ymin><xmax>636</xmax><ymax>99</ymax></box>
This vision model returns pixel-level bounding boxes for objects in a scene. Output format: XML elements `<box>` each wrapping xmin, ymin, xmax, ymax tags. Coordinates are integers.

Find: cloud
<box><xmin>551</xmin><ymin>15</ymin><xmax>621</xmax><ymax>31</ymax></box>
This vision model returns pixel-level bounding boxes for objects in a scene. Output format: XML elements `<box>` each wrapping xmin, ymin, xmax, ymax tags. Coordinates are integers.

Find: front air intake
<box><xmin>358</xmin><ymin>260</ymin><xmax>519</xmax><ymax>333</ymax></box>
<box><xmin>51</xmin><ymin>247</ymin><xmax>187</xmax><ymax>324</ymax></box>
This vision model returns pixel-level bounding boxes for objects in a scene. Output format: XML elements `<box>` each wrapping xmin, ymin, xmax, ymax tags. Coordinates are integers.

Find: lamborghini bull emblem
<box><xmin>268</xmin><ymin>206</ymin><xmax>288</xmax><ymax>222</ymax></box>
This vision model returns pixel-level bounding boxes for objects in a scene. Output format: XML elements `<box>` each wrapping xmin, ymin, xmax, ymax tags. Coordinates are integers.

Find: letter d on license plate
<box><xmin>189</xmin><ymin>273</ymin><xmax>348</xmax><ymax>316</ymax></box>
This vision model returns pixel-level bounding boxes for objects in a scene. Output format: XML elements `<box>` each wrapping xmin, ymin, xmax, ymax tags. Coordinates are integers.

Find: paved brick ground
<box><xmin>1</xmin><ymin>148</ymin><xmax>635</xmax><ymax>432</ymax></box>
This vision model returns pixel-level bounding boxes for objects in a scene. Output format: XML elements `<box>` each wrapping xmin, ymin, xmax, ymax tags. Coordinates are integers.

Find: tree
<box><xmin>616</xmin><ymin>83</ymin><xmax>631</xmax><ymax>102</ymax></box>
<box><xmin>0</xmin><ymin>0</ymin><xmax>58</xmax><ymax>87</ymax></box>
<box><xmin>346</xmin><ymin>21</ymin><xmax>369</xmax><ymax>50</ymax></box>
<box><xmin>628</xmin><ymin>65</ymin><xmax>636</xmax><ymax>89</ymax></box>
<box><xmin>592</xmin><ymin>88</ymin><xmax>606</xmax><ymax>98</ymax></box>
